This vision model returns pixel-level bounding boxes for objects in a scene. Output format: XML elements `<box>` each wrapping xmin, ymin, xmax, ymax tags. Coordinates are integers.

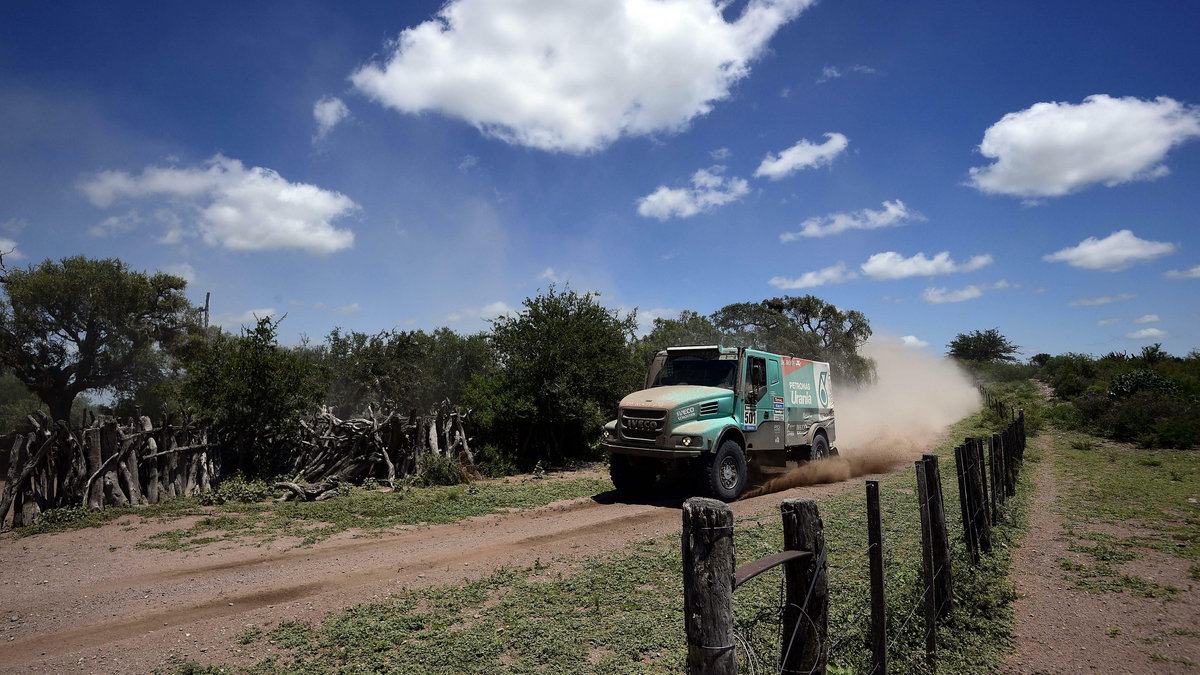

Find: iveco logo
<box><xmin>625</xmin><ymin>418</ymin><xmax>657</xmax><ymax>430</ymax></box>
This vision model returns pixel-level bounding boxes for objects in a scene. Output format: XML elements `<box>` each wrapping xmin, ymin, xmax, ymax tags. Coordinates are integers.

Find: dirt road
<box><xmin>0</xmin><ymin>463</ymin><xmax>908</xmax><ymax>673</ymax></box>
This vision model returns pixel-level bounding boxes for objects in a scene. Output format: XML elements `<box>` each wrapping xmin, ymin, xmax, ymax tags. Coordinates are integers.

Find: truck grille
<box><xmin>699</xmin><ymin>401</ymin><xmax>719</xmax><ymax>416</ymax></box>
<box><xmin>620</xmin><ymin>408</ymin><xmax>667</xmax><ymax>441</ymax></box>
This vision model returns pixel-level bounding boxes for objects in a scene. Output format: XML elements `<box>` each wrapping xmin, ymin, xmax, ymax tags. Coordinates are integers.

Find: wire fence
<box><xmin>682</xmin><ymin>400</ymin><xmax>1028</xmax><ymax>674</ymax></box>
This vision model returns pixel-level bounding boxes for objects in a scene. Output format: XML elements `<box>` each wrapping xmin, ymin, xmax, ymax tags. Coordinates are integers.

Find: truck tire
<box><xmin>811</xmin><ymin>433</ymin><xmax>830</xmax><ymax>461</ymax></box>
<box><xmin>699</xmin><ymin>439</ymin><xmax>747</xmax><ymax>501</ymax></box>
<box><xmin>610</xmin><ymin>454</ymin><xmax>655</xmax><ymax>496</ymax></box>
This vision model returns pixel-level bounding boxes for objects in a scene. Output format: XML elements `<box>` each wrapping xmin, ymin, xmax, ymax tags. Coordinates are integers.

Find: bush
<box><xmin>198</xmin><ymin>474</ymin><xmax>275</xmax><ymax>505</ymax></box>
<box><xmin>475</xmin><ymin>444</ymin><xmax>520</xmax><ymax>478</ymax></box>
<box><xmin>417</xmin><ymin>454</ymin><xmax>468</xmax><ymax>486</ymax></box>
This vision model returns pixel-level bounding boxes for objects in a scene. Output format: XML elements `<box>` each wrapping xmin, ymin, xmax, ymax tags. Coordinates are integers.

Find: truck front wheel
<box><xmin>699</xmin><ymin>440</ymin><xmax>748</xmax><ymax>501</ymax></box>
<box><xmin>610</xmin><ymin>454</ymin><xmax>655</xmax><ymax>496</ymax></box>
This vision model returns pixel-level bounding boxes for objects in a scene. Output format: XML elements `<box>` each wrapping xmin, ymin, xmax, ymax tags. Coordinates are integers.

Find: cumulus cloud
<box><xmin>1042</xmin><ymin>230</ymin><xmax>1175</xmax><ymax>271</ymax></box>
<box><xmin>159</xmin><ymin>262</ymin><xmax>196</xmax><ymax>284</ymax></box>
<box><xmin>900</xmin><ymin>335</ymin><xmax>929</xmax><ymax>348</ymax></box>
<box><xmin>445</xmin><ymin>300</ymin><xmax>516</xmax><ymax>323</ymax></box>
<box><xmin>1096</xmin><ymin>318</ymin><xmax>1122</xmax><ymax>327</ymax></box>
<box><xmin>1165</xmin><ymin>265</ymin><xmax>1200</xmax><ymax>279</ymax></box>
<box><xmin>754</xmin><ymin>133</ymin><xmax>849</xmax><ymax>180</ymax></box>
<box><xmin>313</xmin><ymin>96</ymin><xmax>350</xmax><ymax>141</ymax></box>
<box><xmin>710</xmin><ymin>147</ymin><xmax>732</xmax><ymax>160</ymax></box>
<box><xmin>768</xmin><ymin>263</ymin><xmax>857</xmax><ymax>290</ymax></box>
<box><xmin>211</xmin><ymin>307</ymin><xmax>276</xmax><ymax>328</ymax></box>
<box><xmin>636</xmin><ymin>166</ymin><xmax>749</xmax><ymax>220</ymax></box>
<box><xmin>816</xmin><ymin>64</ymin><xmax>876</xmax><ymax>84</ymax></box>
<box><xmin>80</xmin><ymin>155</ymin><xmax>357</xmax><ymax>254</ymax></box>
<box><xmin>1126</xmin><ymin>327</ymin><xmax>1169</xmax><ymax>340</ymax></box>
<box><xmin>333</xmin><ymin>302</ymin><xmax>363</xmax><ymax>316</ymax></box>
<box><xmin>1068</xmin><ymin>293</ymin><xmax>1135</xmax><ymax>306</ymax></box>
<box><xmin>861</xmin><ymin>251</ymin><xmax>993</xmax><ymax>280</ymax></box>
<box><xmin>351</xmin><ymin>0</ymin><xmax>815</xmax><ymax>153</ymax></box>
<box><xmin>0</xmin><ymin>237</ymin><xmax>24</xmax><ymax>260</ymax></box>
<box><xmin>922</xmin><ymin>280</ymin><xmax>1011</xmax><ymax>304</ymax></box>
<box><xmin>537</xmin><ymin>267</ymin><xmax>562</xmax><ymax>283</ymax></box>
<box><xmin>780</xmin><ymin>199</ymin><xmax>920</xmax><ymax>240</ymax></box>
<box><xmin>1132</xmin><ymin>314</ymin><xmax>1160</xmax><ymax>324</ymax></box>
<box><xmin>967</xmin><ymin>95</ymin><xmax>1200</xmax><ymax>199</ymax></box>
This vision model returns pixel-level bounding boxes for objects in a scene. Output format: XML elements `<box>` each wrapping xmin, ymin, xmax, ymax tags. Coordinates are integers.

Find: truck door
<box><xmin>744</xmin><ymin>355</ymin><xmax>785</xmax><ymax>451</ymax></box>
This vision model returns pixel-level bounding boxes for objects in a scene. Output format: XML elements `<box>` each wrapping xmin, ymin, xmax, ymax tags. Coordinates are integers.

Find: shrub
<box><xmin>475</xmin><ymin>444</ymin><xmax>520</xmax><ymax>478</ymax></box>
<box><xmin>417</xmin><ymin>454</ymin><xmax>468</xmax><ymax>486</ymax></box>
<box><xmin>198</xmin><ymin>474</ymin><xmax>275</xmax><ymax>505</ymax></box>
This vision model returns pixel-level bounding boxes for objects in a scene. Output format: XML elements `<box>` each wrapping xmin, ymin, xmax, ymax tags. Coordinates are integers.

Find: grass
<box><xmin>175</xmin><ymin>404</ymin><xmax>1034</xmax><ymax>674</ymax></box>
<box><xmin>16</xmin><ymin>473</ymin><xmax>614</xmax><ymax>550</ymax></box>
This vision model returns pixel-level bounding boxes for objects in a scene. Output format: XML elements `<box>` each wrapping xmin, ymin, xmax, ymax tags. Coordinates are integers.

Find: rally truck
<box><xmin>600</xmin><ymin>345</ymin><xmax>836</xmax><ymax>501</ymax></box>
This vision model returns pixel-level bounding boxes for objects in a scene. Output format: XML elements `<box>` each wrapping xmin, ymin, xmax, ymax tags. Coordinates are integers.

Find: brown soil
<box><xmin>1004</xmin><ymin>438</ymin><xmax>1200</xmax><ymax>674</ymax></box>
<box><xmin>0</xmin><ymin>458</ymin><xmax>915</xmax><ymax>674</ymax></box>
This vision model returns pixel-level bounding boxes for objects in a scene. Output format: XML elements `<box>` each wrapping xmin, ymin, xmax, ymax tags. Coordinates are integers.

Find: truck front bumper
<box><xmin>601</xmin><ymin>440</ymin><xmax>702</xmax><ymax>459</ymax></box>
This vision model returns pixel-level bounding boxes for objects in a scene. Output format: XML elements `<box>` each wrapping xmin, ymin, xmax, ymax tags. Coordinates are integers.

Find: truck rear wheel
<box><xmin>698</xmin><ymin>439</ymin><xmax>747</xmax><ymax>501</ymax></box>
<box><xmin>610</xmin><ymin>454</ymin><xmax>655</xmax><ymax>496</ymax></box>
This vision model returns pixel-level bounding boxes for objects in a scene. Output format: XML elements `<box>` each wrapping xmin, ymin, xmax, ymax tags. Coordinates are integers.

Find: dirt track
<box><xmin>0</xmin><ymin>463</ymin><xmax>909</xmax><ymax>673</ymax></box>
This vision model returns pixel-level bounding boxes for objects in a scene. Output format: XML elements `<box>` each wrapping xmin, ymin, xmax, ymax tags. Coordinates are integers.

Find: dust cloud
<box><xmin>741</xmin><ymin>337</ymin><xmax>979</xmax><ymax>499</ymax></box>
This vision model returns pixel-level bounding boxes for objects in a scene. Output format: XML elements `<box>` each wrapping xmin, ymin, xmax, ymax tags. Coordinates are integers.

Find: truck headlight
<box><xmin>672</xmin><ymin>435</ymin><xmax>702</xmax><ymax>448</ymax></box>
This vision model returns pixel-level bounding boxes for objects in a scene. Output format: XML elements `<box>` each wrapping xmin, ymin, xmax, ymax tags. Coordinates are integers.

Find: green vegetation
<box><xmin>947</xmin><ymin>327</ymin><xmax>1021</xmax><ymax>363</ymax></box>
<box><xmin>1046</xmin><ymin>427</ymin><xmax>1199</xmax><ymax>600</ymax></box>
<box><xmin>176</xmin><ymin>406</ymin><xmax>1029</xmax><ymax>674</ymax></box>
<box><xmin>17</xmin><ymin>473</ymin><xmax>611</xmax><ymax>547</ymax></box>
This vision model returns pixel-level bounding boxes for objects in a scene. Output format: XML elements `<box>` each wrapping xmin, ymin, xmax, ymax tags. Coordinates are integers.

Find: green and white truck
<box><xmin>601</xmin><ymin>345</ymin><xmax>836</xmax><ymax>501</ymax></box>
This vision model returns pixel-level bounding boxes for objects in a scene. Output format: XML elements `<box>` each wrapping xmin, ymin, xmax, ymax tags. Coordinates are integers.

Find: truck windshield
<box><xmin>649</xmin><ymin>355</ymin><xmax>737</xmax><ymax>390</ymax></box>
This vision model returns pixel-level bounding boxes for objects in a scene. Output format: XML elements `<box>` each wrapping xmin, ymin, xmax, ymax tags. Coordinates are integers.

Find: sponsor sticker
<box><xmin>743</xmin><ymin>424</ymin><xmax>758</xmax><ymax>431</ymax></box>
<box><xmin>773</xmin><ymin>396</ymin><xmax>785</xmax><ymax>404</ymax></box>
<box><xmin>675</xmin><ymin>406</ymin><xmax>696</xmax><ymax>421</ymax></box>
<box><xmin>719</xmin><ymin>354</ymin><xmax>737</xmax><ymax>360</ymax></box>
<box><xmin>773</xmin><ymin>402</ymin><xmax>785</xmax><ymax>410</ymax></box>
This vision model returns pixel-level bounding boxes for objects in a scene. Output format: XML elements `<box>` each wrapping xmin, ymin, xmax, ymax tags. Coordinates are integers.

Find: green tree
<box><xmin>471</xmin><ymin>286</ymin><xmax>640</xmax><ymax>465</ymax></box>
<box><xmin>0</xmin><ymin>256</ymin><xmax>193</xmax><ymax>422</ymax></box>
<box><xmin>947</xmin><ymin>328</ymin><xmax>1020</xmax><ymax>363</ymax></box>
<box><xmin>711</xmin><ymin>295</ymin><xmax>875</xmax><ymax>385</ymax></box>
<box><xmin>179</xmin><ymin>317</ymin><xmax>328</xmax><ymax>475</ymax></box>
<box><xmin>636</xmin><ymin>310</ymin><xmax>724</xmax><ymax>365</ymax></box>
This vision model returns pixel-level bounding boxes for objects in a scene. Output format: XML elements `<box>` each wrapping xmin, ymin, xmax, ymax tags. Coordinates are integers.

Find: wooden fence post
<box><xmin>682</xmin><ymin>497</ymin><xmax>736</xmax><ymax>675</ymax></box>
<box><xmin>967</xmin><ymin>439</ymin><xmax>993</xmax><ymax>554</ymax></box>
<box><xmin>915</xmin><ymin>461</ymin><xmax>937</xmax><ymax>668</ymax></box>
<box><xmin>922</xmin><ymin>454</ymin><xmax>953</xmax><ymax>619</ymax></box>
<box><xmin>987</xmin><ymin>435</ymin><xmax>1002</xmax><ymax>523</ymax></box>
<box><xmin>780</xmin><ymin>497</ymin><xmax>827</xmax><ymax>674</ymax></box>
<box><xmin>953</xmin><ymin>445</ymin><xmax>978</xmax><ymax>564</ymax></box>
<box><xmin>866</xmin><ymin>481</ymin><xmax>887</xmax><ymax>675</ymax></box>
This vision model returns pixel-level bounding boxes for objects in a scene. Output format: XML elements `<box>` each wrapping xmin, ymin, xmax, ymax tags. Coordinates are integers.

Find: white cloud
<box><xmin>333</xmin><ymin>302</ymin><xmax>363</xmax><ymax>316</ymax></box>
<box><xmin>351</xmin><ymin>0</ymin><xmax>815</xmax><ymax>153</ymax></box>
<box><xmin>861</xmin><ymin>251</ymin><xmax>993</xmax><ymax>280</ymax></box>
<box><xmin>159</xmin><ymin>262</ymin><xmax>196</xmax><ymax>284</ymax></box>
<box><xmin>754</xmin><ymin>133</ymin><xmax>849</xmax><ymax>180</ymax></box>
<box><xmin>780</xmin><ymin>199</ymin><xmax>920</xmax><ymax>240</ymax></box>
<box><xmin>211</xmin><ymin>307</ymin><xmax>277</xmax><ymax>328</ymax></box>
<box><xmin>0</xmin><ymin>237</ymin><xmax>24</xmax><ymax>260</ymax></box>
<box><xmin>768</xmin><ymin>263</ymin><xmax>857</xmax><ymax>290</ymax></box>
<box><xmin>900</xmin><ymin>335</ymin><xmax>929</xmax><ymax>349</ymax></box>
<box><xmin>922</xmin><ymin>280</ymin><xmax>1011</xmax><ymax>304</ymax></box>
<box><xmin>816</xmin><ymin>64</ymin><xmax>876</xmax><ymax>84</ymax></box>
<box><xmin>1126</xmin><ymin>327</ymin><xmax>1169</xmax><ymax>340</ymax></box>
<box><xmin>636</xmin><ymin>166</ymin><xmax>749</xmax><ymax>220</ymax></box>
<box><xmin>710</xmin><ymin>147</ymin><xmax>732</xmax><ymax>160</ymax></box>
<box><xmin>445</xmin><ymin>300</ymin><xmax>516</xmax><ymax>323</ymax></box>
<box><xmin>1131</xmin><ymin>314</ymin><xmax>1160</xmax><ymax>324</ymax></box>
<box><xmin>80</xmin><ymin>155</ymin><xmax>357</xmax><ymax>254</ymax></box>
<box><xmin>458</xmin><ymin>155</ymin><xmax>479</xmax><ymax>172</ymax></box>
<box><xmin>967</xmin><ymin>95</ymin><xmax>1200</xmax><ymax>199</ymax></box>
<box><xmin>537</xmin><ymin>267</ymin><xmax>562</xmax><ymax>283</ymax></box>
<box><xmin>1096</xmin><ymin>318</ymin><xmax>1122</xmax><ymax>327</ymax></box>
<box><xmin>1165</xmin><ymin>265</ymin><xmax>1200</xmax><ymax>279</ymax></box>
<box><xmin>313</xmin><ymin>96</ymin><xmax>350</xmax><ymax>141</ymax></box>
<box><xmin>1068</xmin><ymin>293</ymin><xmax>1135</xmax><ymax>306</ymax></box>
<box><xmin>1043</xmin><ymin>230</ymin><xmax>1175</xmax><ymax>271</ymax></box>
<box><xmin>0</xmin><ymin>218</ymin><xmax>27</xmax><ymax>235</ymax></box>
<box><xmin>634</xmin><ymin>307</ymin><xmax>680</xmax><ymax>336</ymax></box>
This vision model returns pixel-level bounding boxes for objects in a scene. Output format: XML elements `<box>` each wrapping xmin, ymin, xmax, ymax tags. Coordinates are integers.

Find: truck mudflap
<box><xmin>601</xmin><ymin>441</ymin><xmax>702</xmax><ymax>459</ymax></box>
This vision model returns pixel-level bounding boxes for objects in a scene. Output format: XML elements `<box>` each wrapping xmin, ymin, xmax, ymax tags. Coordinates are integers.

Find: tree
<box><xmin>711</xmin><ymin>295</ymin><xmax>875</xmax><ymax>385</ymax></box>
<box><xmin>947</xmin><ymin>328</ymin><xmax>1020</xmax><ymax>363</ymax></box>
<box><xmin>178</xmin><ymin>316</ymin><xmax>328</xmax><ymax>475</ymax></box>
<box><xmin>0</xmin><ymin>256</ymin><xmax>194</xmax><ymax>422</ymax></box>
<box><xmin>470</xmin><ymin>286</ymin><xmax>640</xmax><ymax>465</ymax></box>
<box><xmin>636</xmin><ymin>310</ymin><xmax>724</xmax><ymax>365</ymax></box>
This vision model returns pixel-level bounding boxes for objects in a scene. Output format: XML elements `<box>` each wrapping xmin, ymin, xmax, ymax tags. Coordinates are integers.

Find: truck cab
<box><xmin>601</xmin><ymin>345</ymin><xmax>836</xmax><ymax>500</ymax></box>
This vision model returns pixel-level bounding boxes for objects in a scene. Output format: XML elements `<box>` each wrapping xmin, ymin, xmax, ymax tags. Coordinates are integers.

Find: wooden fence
<box><xmin>682</xmin><ymin>409</ymin><xmax>1027</xmax><ymax>674</ymax></box>
<box><xmin>0</xmin><ymin>402</ymin><xmax>478</xmax><ymax>529</ymax></box>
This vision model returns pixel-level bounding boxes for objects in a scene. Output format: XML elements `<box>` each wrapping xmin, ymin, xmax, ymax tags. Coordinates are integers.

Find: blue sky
<box><xmin>2</xmin><ymin>0</ymin><xmax>1198</xmax><ymax>358</ymax></box>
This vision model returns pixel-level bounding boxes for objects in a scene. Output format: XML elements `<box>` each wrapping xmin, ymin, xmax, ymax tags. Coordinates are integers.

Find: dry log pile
<box><xmin>0</xmin><ymin>402</ymin><xmax>479</xmax><ymax>525</ymax></box>
<box><xmin>0</xmin><ymin>411</ymin><xmax>214</xmax><ymax>528</ymax></box>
